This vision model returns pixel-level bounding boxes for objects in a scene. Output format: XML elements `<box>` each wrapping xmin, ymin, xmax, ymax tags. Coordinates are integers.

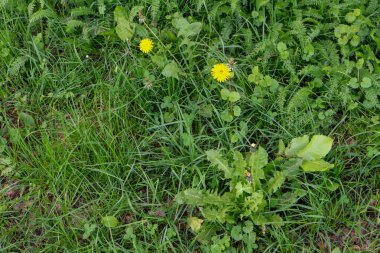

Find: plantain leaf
<box><xmin>206</xmin><ymin>149</ymin><xmax>234</xmax><ymax>178</ymax></box>
<box><xmin>297</xmin><ymin>135</ymin><xmax>333</xmax><ymax>161</ymax></box>
<box><xmin>301</xmin><ymin>159</ymin><xmax>334</xmax><ymax>172</ymax></box>
<box><xmin>285</xmin><ymin>135</ymin><xmax>309</xmax><ymax>157</ymax></box>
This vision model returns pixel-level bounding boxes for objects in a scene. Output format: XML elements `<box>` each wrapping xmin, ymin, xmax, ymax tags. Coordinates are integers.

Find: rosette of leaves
<box><xmin>176</xmin><ymin>135</ymin><xmax>334</xmax><ymax>251</ymax></box>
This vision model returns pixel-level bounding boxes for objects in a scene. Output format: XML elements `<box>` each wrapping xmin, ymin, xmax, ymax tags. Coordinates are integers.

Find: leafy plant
<box><xmin>176</xmin><ymin>135</ymin><xmax>334</xmax><ymax>251</ymax></box>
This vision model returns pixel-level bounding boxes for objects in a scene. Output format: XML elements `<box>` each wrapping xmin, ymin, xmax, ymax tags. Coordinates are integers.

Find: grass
<box><xmin>0</xmin><ymin>0</ymin><xmax>379</xmax><ymax>252</ymax></box>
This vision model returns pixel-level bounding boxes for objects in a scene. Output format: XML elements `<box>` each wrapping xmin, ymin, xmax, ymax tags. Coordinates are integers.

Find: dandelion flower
<box><xmin>211</xmin><ymin>63</ymin><xmax>232</xmax><ymax>82</ymax></box>
<box><xmin>139</xmin><ymin>38</ymin><xmax>153</xmax><ymax>53</ymax></box>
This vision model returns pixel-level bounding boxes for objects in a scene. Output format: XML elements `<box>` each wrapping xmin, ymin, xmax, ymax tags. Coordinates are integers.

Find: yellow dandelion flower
<box><xmin>211</xmin><ymin>63</ymin><xmax>232</xmax><ymax>82</ymax></box>
<box><xmin>139</xmin><ymin>38</ymin><xmax>153</xmax><ymax>53</ymax></box>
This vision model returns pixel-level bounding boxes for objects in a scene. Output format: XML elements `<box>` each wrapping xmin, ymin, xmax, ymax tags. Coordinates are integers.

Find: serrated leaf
<box><xmin>175</xmin><ymin>188</ymin><xmax>204</xmax><ymax>205</ymax></box>
<box><xmin>201</xmin><ymin>207</ymin><xmax>228</xmax><ymax>223</ymax></box>
<box><xmin>297</xmin><ymin>135</ymin><xmax>333</xmax><ymax>160</ymax></box>
<box><xmin>101</xmin><ymin>216</ymin><xmax>119</xmax><ymax>228</ymax></box>
<box><xmin>232</xmin><ymin>151</ymin><xmax>246</xmax><ymax>174</ymax></box>
<box><xmin>250</xmin><ymin>146</ymin><xmax>268</xmax><ymax>170</ymax></box>
<box><xmin>206</xmin><ymin>149</ymin><xmax>233</xmax><ymax>178</ymax></box>
<box><xmin>162</xmin><ymin>61</ymin><xmax>182</xmax><ymax>79</ymax></box>
<box><xmin>301</xmin><ymin>159</ymin><xmax>334</xmax><ymax>172</ymax></box>
<box><xmin>189</xmin><ymin>216</ymin><xmax>203</xmax><ymax>232</ymax></box>
<box><xmin>285</xmin><ymin>135</ymin><xmax>309</xmax><ymax>157</ymax></box>
<box><xmin>235</xmin><ymin>182</ymin><xmax>252</xmax><ymax>197</ymax></box>
<box><xmin>267</xmin><ymin>171</ymin><xmax>287</xmax><ymax>194</ymax></box>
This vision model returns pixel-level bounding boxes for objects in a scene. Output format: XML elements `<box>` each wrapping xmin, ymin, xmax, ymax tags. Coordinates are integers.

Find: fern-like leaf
<box><xmin>8</xmin><ymin>56</ymin><xmax>28</xmax><ymax>76</ymax></box>
<box><xmin>0</xmin><ymin>0</ymin><xmax>9</xmax><ymax>7</ymax></box>
<box><xmin>29</xmin><ymin>9</ymin><xmax>57</xmax><ymax>24</ymax></box>
<box><xmin>286</xmin><ymin>87</ymin><xmax>311</xmax><ymax>112</ymax></box>
<box><xmin>71</xmin><ymin>7</ymin><xmax>96</xmax><ymax>17</ymax></box>
<box><xmin>27</xmin><ymin>0</ymin><xmax>36</xmax><ymax>16</ymax></box>
<box><xmin>267</xmin><ymin>171</ymin><xmax>287</xmax><ymax>194</ymax></box>
<box><xmin>66</xmin><ymin>19</ymin><xmax>85</xmax><ymax>33</ymax></box>
<box><xmin>151</xmin><ymin>0</ymin><xmax>160</xmax><ymax>21</ymax></box>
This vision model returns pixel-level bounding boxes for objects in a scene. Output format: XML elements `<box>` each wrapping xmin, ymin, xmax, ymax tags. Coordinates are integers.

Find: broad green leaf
<box><xmin>0</xmin><ymin>137</ymin><xmax>7</xmax><ymax>153</ymax></box>
<box><xmin>178</xmin><ymin>22</ymin><xmax>202</xmax><ymax>37</ymax></box>
<box><xmin>162</xmin><ymin>61</ymin><xmax>182</xmax><ymax>79</ymax></box>
<box><xmin>345</xmin><ymin>12</ymin><xmax>356</xmax><ymax>23</ymax></box>
<box><xmin>206</xmin><ymin>150</ymin><xmax>234</xmax><ymax>178</ymax></box>
<box><xmin>114</xmin><ymin>7</ymin><xmax>134</xmax><ymax>41</ymax></box>
<box><xmin>228</xmin><ymin>91</ymin><xmax>241</xmax><ymax>102</ymax></box>
<box><xmin>285</xmin><ymin>135</ymin><xmax>309</xmax><ymax>157</ymax></box>
<box><xmin>348</xmin><ymin>78</ymin><xmax>359</xmax><ymax>88</ymax></box>
<box><xmin>297</xmin><ymin>135</ymin><xmax>333</xmax><ymax>160</ymax></box>
<box><xmin>9</xmin><ymin>128</ymin><xmax>21</xmax><ymax>144</ymax></box>
<box><xmin>115</xmin><ymin>17</ymin><xmax>135</xmax><ymax>41</ymax></box>
<box><xmin>250</xmin><ymin>146</ymin><xmax>268</xmax><ymax>170</ymax></box>
<box><xmin>277</xmin><ymin>42</ymin><xmax>287</xmax><ymax>52</ymax></box>
<box><xmin>277</xmin><ymin>139</ymin><xmax>285</xmax><ymax>156</ymax></box>
<box><xmin>189</xmin><ymin>216</ymin><xmax>203</xmax><ymax>232</ymax></box>
<box><xmin>256</xmin><ymin>0</ymin><xmax>269</xmax><ymax>9</ymax></box>
<box><xmin>331</xmin><ymin>247</ymin><xmax>341</xmax><ymax>253</ymax></box>
<box><xmin>231</xmin><ymin>225</ymin><xmax>243</xmax><ymax>241</ymax></box>
<box><xmin>251</xmin><ymin>214</ymin><xmax>267</xmax><ymax>225</ymax></box>
<box><xmin>267</xmin><ymin>171</ymin><xmax>287</xmax><ymax>194</ymax></box>
<box><xmin>101</xmin><ymin>216</ymin><xmax>119</xmax><ymax>228</ymax></box>
<box><xmin>220</xmin><ymin>89</ymin><xmax>230</xmax><ymax>100</ymax></box>
<box><xmin>360</xmin><ymin>77</ymin><xmax>372</xmax><ymax>88</ymax></box>
<box><xmin>242</xmin><ymin>221</ymin><xmax>253</xmax><ymax>233</ymax></box>
<box><xmin>182</xmin><ymin>133</ymin><xmax>193</xmax><ymax>146</ymax></box>
<box><xmin>301</xmin><ymin>159</ymin><xmax>334</xmax><ymax>172</ymax></box>
<box><xmin>220</xmin><ymin>109</ymin><xmax>233</xmax><ymax>122</ymax></box>
<box><xmin>172</xmin><ymin>16</ymin><xmax>189</xmax><ymax>30</ymax></box>
<box><xmin>151</xmin><ymin>54</ymin><xmax>166</xmax><ymax>68</ymax></box>
<box><xmin>268</xmin><ymin>214</ymin><xmax>284</xmax><ymax>228</ymax></box>
<box><xmin>19</xmin><ymin>112</ymin><xmax>35</xmax><ymax>128</ymax></box>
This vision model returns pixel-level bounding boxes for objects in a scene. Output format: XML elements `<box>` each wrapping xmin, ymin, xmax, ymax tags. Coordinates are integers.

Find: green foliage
<box><xmin>0</xmin><ymin>0</ymin><xmax>379</xmax><ymax>252</ymax></box>
<box><xmin>176</xmin><ymin>135</ymin><xmax>334</xmax><ymax>250</ymax></box>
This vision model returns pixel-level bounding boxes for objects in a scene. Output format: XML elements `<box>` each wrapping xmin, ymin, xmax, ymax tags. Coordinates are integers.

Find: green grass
<box><xmin>0</xmin><ymin>0</ymin><xmax>379</xmax><ymax>252</ymax></box>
